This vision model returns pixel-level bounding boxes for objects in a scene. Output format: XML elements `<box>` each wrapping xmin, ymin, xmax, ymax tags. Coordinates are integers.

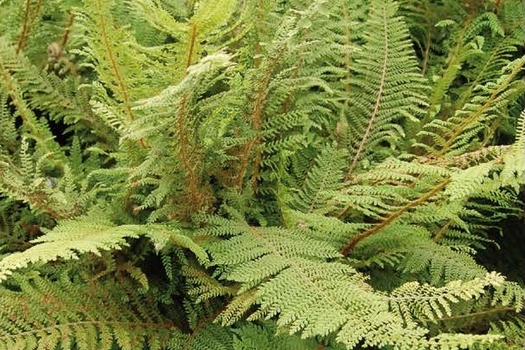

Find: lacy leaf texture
<box><xmin>0</xmin><ymin>0</ymin><xmax>524</xmax><ymax>349</ymax></box>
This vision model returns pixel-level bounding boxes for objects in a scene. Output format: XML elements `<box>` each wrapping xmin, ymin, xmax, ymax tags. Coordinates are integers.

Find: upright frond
<box><xmin>346</xmin><ymin>0</ymin><xmax>428</xmax><ymax>176</ymax></box>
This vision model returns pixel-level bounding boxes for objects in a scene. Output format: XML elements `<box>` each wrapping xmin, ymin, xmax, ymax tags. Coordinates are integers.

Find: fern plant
<box><xmin>0</xmin><ymin>0</ymin><xmax>524</xmax><ymax>349</ymax></box>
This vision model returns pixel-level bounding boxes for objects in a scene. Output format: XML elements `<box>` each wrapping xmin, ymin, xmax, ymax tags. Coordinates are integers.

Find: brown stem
<box><xmin>235</xmin><ymin>48</ymin><xmax>285</xmax><ymax>190</ymax></box>
<box><xmin>93</xmin><ymin>0</ymin><xmax>146</xmax><ymax>148</ymax></box>
<box><xmin>177</xmin><ymin>94</ymin><xmax>203</xmax><ymax>212</ymax></box>
<box><xmin>341</xmin><ymin>179</ymin><xmax>451</xmax><ymax>256</ymax></box>
<box><xmin>60</xmin><ymin>11</ymin><xmax>75</xmax><ymax>49</ymax></box>
<box><xmin>95</xmin><ymin>0</ymin><xmax>132</xmax><ymax>123</ymax></box>
<box><xmin>16</xmin><ymin>0</ymin><xmax>43</xmax><ymax>54</ymax></box>
<box><xmin>423</xmin><ymin>306</ymin><xmax>515</xmax><ymax>323</ymax></box>
<box><xmin>432</xmin><ymin>220</ymin><xmax>452</xmax><ymax>242</ymax></box>
<box><xmin>186</xmin><ymin>23</ymin><xmax>198</xmax><ymax>70</ymax></box>
<box><xmin>436</xmin><ymin>59</ymin><xmax>524</xmax><ymax>156</ymax></box>
<box><xmin>346</xmin><ymin>5</ymin><xmax>389</xmax><ymax>178</ymax></box>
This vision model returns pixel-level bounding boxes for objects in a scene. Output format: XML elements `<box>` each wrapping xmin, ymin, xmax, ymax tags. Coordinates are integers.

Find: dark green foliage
<box><xmin>0</xmin><ymin>0</ymin><xmax>524</xmax><ymax>349</ymax></box>
<box><xmin>0</xmin><ymin>271</ymin><xmax>178</xmax><ymax>350</ymax></box>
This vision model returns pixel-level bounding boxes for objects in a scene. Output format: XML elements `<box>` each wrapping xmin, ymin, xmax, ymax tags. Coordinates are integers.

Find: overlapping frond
<box><xmin>0</xmin><ymin>37</ymin><xmax>62</xmax><ymax>155</ymax></box>
<box><xmin>0</xmin><ymin>0</ymin><xmax>524</xmax><ymax>349</ymax></box>
<box><xmin>417</xmin><ymin>57</ymin><xmax>525</xmax><ymax>156</ymax></box>
<box><xmin>195</xmin><ymin>213</ymin><xmax>515</xmax><ymax>349</ymax></box>
<box><xmin>0</xmin><ymin>271</ymin><xmax>178</xmax><ymax>350</ymax></box>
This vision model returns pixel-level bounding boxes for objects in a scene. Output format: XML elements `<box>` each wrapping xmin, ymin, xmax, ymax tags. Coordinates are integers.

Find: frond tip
<box><xmin>0</xmin><ymin>211</ymin><xmax>207</xmax><ymax>281</ymax></box>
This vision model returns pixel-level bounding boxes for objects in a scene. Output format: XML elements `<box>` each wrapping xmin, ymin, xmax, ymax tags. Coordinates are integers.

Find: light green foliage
<box><xmin>0</xmin><ymin>210</ymin><xmax>206</xmax><ymax>281</ymax></box>
<box><xmin>0</xmin><ymin>0</ymin><xmax>524</xmax><ymax>349</ymax></box>
<box><xmin>232</xmin><ymin>321</ymin><xmax>344</xmax><ymax>350</ymax></box>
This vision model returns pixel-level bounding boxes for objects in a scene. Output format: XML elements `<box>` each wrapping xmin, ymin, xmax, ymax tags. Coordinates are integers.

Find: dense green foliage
<box><xmin>0</xmin><ymin>0</ymin><xmax>524</xmax><ymax>349</ymax></box>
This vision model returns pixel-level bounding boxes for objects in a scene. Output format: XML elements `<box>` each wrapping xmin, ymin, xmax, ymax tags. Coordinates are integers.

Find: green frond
<box><xmin>345</xmin><ymin>0</ymin><xmax>428</xmax><ymax>176</ymax></box>
<box><xmin>501</xmin><ymin>109</ymin><xmax>525</xmax><ymax>187</ymax></box>
<box><xmin>0</xmin><ymin>212</ymin><xmax>206</xmax><ymax>281</ymax></box>
<box><xmin>282</xmin><ymin>210</ymin><xmax>368</xmax><ymax>247</ymax></box>
<box><xmin>0</xmin><ymin>37</ymin><xmax>63</xmax><ymax>156</ymax></box>
<box><xmin>417</xmin><ymin>56</ymin><xmax>525</xmax><ymax>157</ymax></box>
<box><xmin>197</xmin><ymin>215</ymin><xmax>513</xmax><ymax>349</ymax></box>
<box><xmin>180</xmin><ymin>323</ymin><xmax>235</xmax><ymax>350</ymax></box>
<box><xmin>389</xmin><ymin>271</ymin><xmax>506</xmax><ymax>324</ymax></box>
<box><xmin>189</xmin><ymin>0</ymin><xmax>238</xmax><ymax>39</ymax></box>
<box><xmin>463</xmin><ymin>12</ymin><xmax>505</xmax><ymax>41</ymax></box>
<box><xmin>184</xmin><ymin>264</ymin><xmax>236</xmax><ymax>303</ymax></box>
<box><xmin>480</xmin><ymin>315</ymin><xmax>525</xmax><ymax>350</ymax></box>
<box><xmin>0</xmin><ymin>137</ymin><xmax>87</xmax><ymax>219</ymax></box>
<box><xmin>127</xmin><ymin>0</ymin><xmax>237</xmax><ymax>82</ymax></box>
<box><xmin>74</xmin><ymin>3</ymin><xmax>144</xmax><ymax>131</ymax></box>
<box><xmin>129</xmin><ymin>0</ymin><xmax>189</xmax><ymax>40</ymax></box>
<box><xmin>1</xmin><ymin>0</ymin><xmax>524</xmax><ymax>349</ymax></box>
<box><xmin>289</xmin><ymin>144</ymin><xmax>347</xmax><ymax>214</ymax></box>
<box><xmin>0</xmin><ymin>94</ymin><xmax>17</xmax><ymax>150</ymax></box>
<box><xmin>428</xmin><ymin>333</ymin><xmax>503</xmax><ymax>350</ymax></box>
<box><xmin>0</xmin><ymin>271</ymin><xmax>178</xmax><ymax>350</ymax></box>
<box><xmin>0</xmin><ymin>212</ymin><xmax>140</xmax><ymax>281</ymax></box>
<box><xmin>232</xmin><ymin>321</ymin><xmax>343</xmax><ymax>350</ymax></box>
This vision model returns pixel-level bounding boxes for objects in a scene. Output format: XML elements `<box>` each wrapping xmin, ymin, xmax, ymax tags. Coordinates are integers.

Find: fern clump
<box><xmin>0</xmin><ymin>0</ymin><xmax>524</xmax><ymax>349</ymax></box>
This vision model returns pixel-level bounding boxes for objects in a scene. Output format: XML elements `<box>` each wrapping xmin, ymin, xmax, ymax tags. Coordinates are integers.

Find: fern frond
<box><xmin>418</xmin><ymin>57</ymin><xmax>525</xmax><ymax>157</ymax></box>
<box><xmin>345</xmin><ymin>0</ymin><xmax>428</xmax><ymax>176</ymax></box>
<box><xmin>480</xmin><ymin>315</ymin><xmax>525</xmax><ymax>350</ymax></box>
<box><xmin>74</xmin><ymin>5</ymin><xmax>140</xmax><ymax>131</ymax></box>
<box><xmin>1</xmin><ymin>1</ymin><xmax>524</xmax><ymax>349</ymax></box>
<box><xmin>388</xmin><ymin>271</ymin><xmax>505</xmax><ymax>324</ymax></box>
<box><xmin>0</xmin><ymin>211</ymin><xmax>206</xmax><ymax>281</ymax></box>
<box><xmin>232</xmin><ymin>321</ymin><xmax>342</xmax><ymax>350</ymax></box>
<box><xmin>290</xmin><ymin>144</ymin><xmax>347</xmax><ymax>214</ymax></box>
<box><xmin>0</xmin><ymin>271</ymin><xmax>178</xmax><ymax>350</ymax></box>
<box><xmin>128</xmin><ymin>0</ymin><xmax>237</xmax><ymax>82</ymax></box>
<box><xmin>0</xmin><ymin>37</ymin><xmax>63</xmax><ymax>156</ymax></box>
<box><xmin>199</xmin><ymin>214</ymin><xmax>500</xmax><ymax>349</ymax></box>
